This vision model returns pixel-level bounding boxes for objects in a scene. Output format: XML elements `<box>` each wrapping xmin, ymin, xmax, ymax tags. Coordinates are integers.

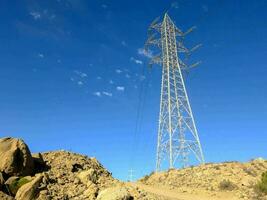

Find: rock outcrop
<box><xmin>15</xmin><ymin>175</ymin><xmax>43</xmax><ymax>200</ymax></box>
<box><xmin>41</xmin><ymin>150</ymin><xmax>118</xmax><ymax>199</ymax></box>
<box><xmin>0</xmin><ymin>137</ymin><xmax>34</xmax><ymax>176</ymax></box>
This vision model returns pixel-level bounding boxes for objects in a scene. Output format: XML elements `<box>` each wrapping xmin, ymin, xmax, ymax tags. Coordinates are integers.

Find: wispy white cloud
<box><xmin>202</xmin><ymin>5</ymin><xmax>209</xmax><ymax>12</ymax></box>
<box><xmin>116</xmin><ymin>86</ymin><xmax>125</xmax><ymax>91</ymax></box>
<box><xmin>97</xmin><ymin>76</ymin><xmax>102</xmax><ymax>80</ymax></box>
<box><xmin>71</xmin><ymin>70</ymin><xmax>88</xmax><ymax>86</ymax></box>
<box><xmin>30</xmin><ymin>10</ymin><xmax>56</xmax><ymax>20</ymax></box>
<box><xmin>38</xmin><ymin>53</ymin><xmax>44</xmax><ymax>58</ymax></box>
<box><xmin>116</xmin><ymin>69</ymin><xmax>123</xmax><ymax>74</ymax></box>
<box><xmin>125</xmin><ymin>74</ymin><xmax>131</xmax><ymax>79</ymax></box>
<box><xmin>102</xmin><ymin>4</ymin><xmax>107</xmax><ymax>9</ymax></box>
<box><xmin>121</xmin><ymin>41</ymin><xmax>127</xmax><ymax>46</ymax></box>
<box><xmin>74</xmin><ymin>70</ymin><xmax>88</xmax><ymax>78</ymax></box>
<box><xmin>171</xmin><ymin>2</ymin><xmax>179</xmax><ymax>9</ymax></box>
<box><xmin>140</xmin><ymin>75</ymin><xmax>146</xmax><ymax>81</ymax></box>
<box><xmin>93</xmin><ymin>91</ymin><xmax>112</xmax><ymax>97</ymax></box>
<box><xmin>77</xmin><ymin>81</ymin><xmax>83</xmax><ymax>85</ymax></box>
<box><xmin>50</xmin><ymin>14</ymin><xmax>56</xmax><ymax>20</ymax></box>
<box><xmin>109</xmin><ymin>80</ymin><xmax>114</xmax><ymax>84</ymax></box>
<box><xmin>102</xmin><ymin>91</ymin><xmax>112</xmax><ymax>97</ymax></box>
<box><xmin>135</xmin><ymin>60</ymin><xmax>143</xmax><ymax>65</ymax></box>
<box><xmin>130</xmin><ymin>57</ymin><xmax>143</xmax><ymax>65</ymax></box>
<box><xmin>138</xmin><ymin>48</ymin><xmax>153</xmax><ymax>58</ymax></box>
<box><xmin>21</xmin><ymin>3</ymin><xmax>67</xmax><ymax>40</ymax></box>
<box><xmin>16</xmin><ymin>18</ymin><xmax>67</xmax><ymax>41</ymax></box>
<box><xmin>213</xmin><ymin>43</ymin><xmax>221</xmax><ymax>48</ymax></box>
<box><xmin>93</xmin><ymin>92</ymin><xmax>101</xmax><ymax>97</ymax></box>
<box><xmin>30</xmin><ymin>12</ymin><xmax>41</xmax><ymax>20</ymax></box>
<box><xmin>81</xmin><ymin>73</ymin><xmax>87</xmax><ymax>78</ymax></box>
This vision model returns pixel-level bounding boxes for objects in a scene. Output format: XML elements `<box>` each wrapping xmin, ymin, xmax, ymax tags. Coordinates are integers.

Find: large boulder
<box><xmin>96</xmin><ymin>186</ymin><xmax>133</xmax><ymax>200</ymax></box>
<box><xmin>15</xmin><ymin>175</ymin><xmax>43</xmax><ymax>200</ymax></box>
<box><xmin>0</xmin><ymin>137</ymin><xmax>34</xmax><ymax>176</ymax></box>
<box><xmin>77</xmin><ymin>169</ymin><xmax>98</xmax><ymax>185</ymax></box>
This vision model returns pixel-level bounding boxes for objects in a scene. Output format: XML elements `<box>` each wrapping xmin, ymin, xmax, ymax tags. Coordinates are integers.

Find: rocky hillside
<box><xmin>0</xmin><ymin>137</ymin><xmax>157</xmax><ymax>200</ymax></box>
<box><xmin>1</xmin><ymin>137</ymin><xmax>267</xmax><ymax>200</ymax></box>
<box><xmin>139</xmin><ymin>160</ymin><xmax>267</xmax><ymax>199</ymax></box>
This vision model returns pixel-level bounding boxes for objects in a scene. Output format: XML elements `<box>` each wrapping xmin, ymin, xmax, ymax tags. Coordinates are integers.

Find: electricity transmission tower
<box><xmin>145</xmin><ymin>13</ymin><xmax>205</xmax><ymax>171</ymax></box>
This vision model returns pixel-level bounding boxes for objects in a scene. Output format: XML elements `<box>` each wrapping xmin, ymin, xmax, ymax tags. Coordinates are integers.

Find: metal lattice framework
<box><xmin>145</xmin><ymin>13</ymin><xmax>205</xmax><ymax>171</ymax></box>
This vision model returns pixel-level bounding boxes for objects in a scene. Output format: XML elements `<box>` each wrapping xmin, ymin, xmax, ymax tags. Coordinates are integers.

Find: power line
<box><xmin>129</xmin><ymin>64</ymin><xmax>149</xmax><ymax>172</ymax></box>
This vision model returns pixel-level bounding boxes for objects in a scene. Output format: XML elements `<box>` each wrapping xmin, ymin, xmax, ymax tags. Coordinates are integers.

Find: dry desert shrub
<box><xmin>214</xmin><ymin>165</ymin><xmax>221</xmax><ymax>170</ymax></box>
<box><xmin>243</xmin><ymin>167</ymin><xmax>258</xmax><ymax>177</ymax></box>
<box><xmin>255</xmin><ymin>171</ymin><xmax>267</xmax><ymax>195</ymax></box>
<box><xmin>140</xmin><ymin>171</ymin><xmax>155</xmax><ymax>182</ymax></box>
<box><xmin>7</xmin><ymin>177</ymin><xmax>31</xmax><ymax>196</ymax></box>
<box><xmin>219</xmin><ymin>180</ymin><xmax>237</xmax><ymax>191</ymax></box>
<box><xmin>141</xmin><ymin>175</ymin><xmax>150</xmax><ymax>182</ymax></box>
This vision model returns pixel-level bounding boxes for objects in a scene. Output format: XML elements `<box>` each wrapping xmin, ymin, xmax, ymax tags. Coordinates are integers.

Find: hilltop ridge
<box><xmin>0</xmin><ymin>137</ymin><xmax>267</xmax><ymax>200</ymax></box>
<box><xmin>0</xmin><ymin>137</ymin><xmax>156</xmax><ymax>200</ymax></box>
<box><xmin>139</xmin><ymin>159</ymin><xmax>267</xmax><ymax>199</ymax></box>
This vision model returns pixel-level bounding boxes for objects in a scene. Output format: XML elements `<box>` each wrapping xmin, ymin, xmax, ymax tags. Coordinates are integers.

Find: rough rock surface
<box><xmin>38</xmin><ymin>151</ymin><xmax>156</xmax><ymax>199</ymax></box>
<box><xmin>0</xmin><ymin>191</ymin><xmax>14</xmax><ymax>200</ymax></box>
<box><xmin>0</xmin><ymin>137</ymin><xmax>34</xmax><ymax>176</ymax></box>
<box><xmin>41</xmin><ymin>150</ymin><xmax>118</xmax><ymax>199</ymax></box>
<box><xmin>0</xmin><ymin>172</ymin><xmax>5</xmax><ymax>189</ymax></box>
<box><xmin>96</xmin><ymin>186</ymin><xmax>133</xmax><ymax>200</ymax></box>
<box><xmin>5</xmin><ymin>176</ymin><xmax>19</xmax><ymax>185</ymax></box>
<box><xmin>15</xmin><ymin>175</ymin><xmax>43</xmax><ymax>200</ymax></box>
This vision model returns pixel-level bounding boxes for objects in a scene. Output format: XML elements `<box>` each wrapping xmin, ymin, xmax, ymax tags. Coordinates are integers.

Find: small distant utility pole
<box><xmin>128</xmin><ymin>169</ymin><xmax>135</xmax><ymax>182</ymax></box>
<box><xmin>145</xmin><ymin>13</ymin><xmax>205</xmax><ymax>172</ymax></box>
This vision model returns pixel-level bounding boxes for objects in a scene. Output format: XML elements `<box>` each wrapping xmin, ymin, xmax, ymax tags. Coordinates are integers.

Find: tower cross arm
<box><xmin>182</xmin><ymin>26</ymin><xmax>197</xmax><ymax>36</ymax></box>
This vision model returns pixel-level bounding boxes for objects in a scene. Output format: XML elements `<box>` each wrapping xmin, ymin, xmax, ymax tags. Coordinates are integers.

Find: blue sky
<box><xmin>0</xmin><ymin>0</ymin><xmax>267</xmax><ymax>181</ymax></box>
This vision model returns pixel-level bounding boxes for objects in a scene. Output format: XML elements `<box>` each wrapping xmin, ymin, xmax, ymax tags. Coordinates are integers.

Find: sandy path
<box><xmin>127</xmin><ymin>182</ymin><xmax>238</xmax><ymax>200</ymax></box>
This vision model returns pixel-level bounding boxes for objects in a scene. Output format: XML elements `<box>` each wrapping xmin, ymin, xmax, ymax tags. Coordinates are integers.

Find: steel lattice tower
<box><xmin>145</xmin><ymin>13</ymin><xmax>205</xmax><ymax>171</ymax></box>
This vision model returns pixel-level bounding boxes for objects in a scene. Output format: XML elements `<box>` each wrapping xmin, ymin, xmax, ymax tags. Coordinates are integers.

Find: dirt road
<box><xmin>127</xmin><ymin>182</ymin><xmax>238</xmax><ymax>200</ymax></box>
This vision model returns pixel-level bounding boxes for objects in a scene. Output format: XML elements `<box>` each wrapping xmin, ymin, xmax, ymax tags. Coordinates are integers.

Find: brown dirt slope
<box><xmin>139</xmin><ymin>159</ymin><xmax>267</xmax><ymax>200</ymax></box>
